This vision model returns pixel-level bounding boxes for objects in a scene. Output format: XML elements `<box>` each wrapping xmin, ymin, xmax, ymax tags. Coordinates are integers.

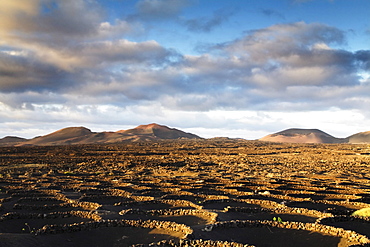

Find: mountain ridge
<box><xmin>1</xmin><ymin>125</ymin><xmax>370</xmax><ymax>146</ymax></box>
<box><xmin>347</xmin><ymin>131</ymin><xmax>370</xmax><ymax>144</ymax></box>
<box><xmin>258</xmin><ymin>128</ymin><xmax>362</xmax><ymax>144</ymax></box>
<box><xmin>0</xmin><ymin>123</ymin><xmax>202</xmax><ymax>146</ymax></box>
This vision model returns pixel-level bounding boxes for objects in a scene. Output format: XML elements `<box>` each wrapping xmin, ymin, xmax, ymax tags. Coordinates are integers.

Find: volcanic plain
<box><xmin>1</xmin><ymin>140</ymin><xmax>370</xmax><ymax>246</ymax></box>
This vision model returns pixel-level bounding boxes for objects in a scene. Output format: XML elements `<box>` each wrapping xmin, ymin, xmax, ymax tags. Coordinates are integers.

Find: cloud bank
<box><xmin>0</xmin><ymin>0</ymin><xmax>369</xmax><ymax>139</ymax></box>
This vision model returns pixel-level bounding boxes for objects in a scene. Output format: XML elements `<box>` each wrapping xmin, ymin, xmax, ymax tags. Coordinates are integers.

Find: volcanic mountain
<box><xmin>347</xmin><ymin>131</ymin><xmax>370</xmax><ymax>144</ymax></box>
<box><xmin>259</xmin><ymin>128</ymin><xmax>346</xmax><ymax>144</ymax></box>
<box><xmin>0</xmin><ymin>136</ymin><xmax>29</xmax><ymax>146</ymax></box>
<box><xmin>23</xmin><ymin>127</ymin><xmax>93</xmax><ymax>146</ymax></box>
<box><xmin>4</xmin><ymin>123</ymin><xmax>201</xmax><ymax>146</ymax></box>
<box><xmin>116</xmin><ymin>123</ymin><xmax>200</xmax><ymax>140</ymax></box>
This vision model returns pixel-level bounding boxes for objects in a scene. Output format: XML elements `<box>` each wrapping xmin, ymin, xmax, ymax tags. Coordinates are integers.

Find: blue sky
<box><xmin>105</xmin><ymin>0</ymin><xmax>369</xmax><ymax>52</ymax></box>
<box><xmin>0</xmin><ymin>0</ymin><xmax>369</xmax><ymax>139</ymax></box>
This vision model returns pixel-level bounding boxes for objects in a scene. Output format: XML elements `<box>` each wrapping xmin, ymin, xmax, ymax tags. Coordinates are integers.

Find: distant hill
<box><xmin>117</xmin><ymin>123</ymin><xmax>201</xmax><ymax>140</ymax></box>
<box><xmin>3</xmin><ymin>123</ymin><xmax>201</xmax><ymax>146</ymax></box>
<box><xmin>24</xmin><ymin>127</ymin><xmax>93</xmax><ymax>146</ymax></box>
<box><xmin>259</xmin><ymin>128</ymin><xmax>346</xmax><ymax>144</ymax></box>
<box><xmin>208</xmin><ymin>137</ymin><xmax>246</xmax><ymax>141</ymax></box>
<box><xmin>2</xmin><ymin>125</ymin><xmax>370</xmax><ymax>146</ymax></box>
<box><xmin>0</xmin><ymin>136</ymin><xmax>29</xmax><ymax>146</ymax></box>
<box><xmin>347</xmin><ymin>131</ymin><xmax>370</xmax><ymax>144</ymax></box>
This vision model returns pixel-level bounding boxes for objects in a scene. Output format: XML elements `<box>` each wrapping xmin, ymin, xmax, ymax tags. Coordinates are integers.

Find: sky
<box><xmin>0</xmin><ymin>0</ymin><xmax>369</xmax><ymax>140</ymax></box>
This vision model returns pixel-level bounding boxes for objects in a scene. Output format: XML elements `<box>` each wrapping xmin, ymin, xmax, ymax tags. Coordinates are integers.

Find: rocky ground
<box><xmin>0</xmin><ymin>140</ymin><xmax>370</xmax><ymax>247</ymax></box>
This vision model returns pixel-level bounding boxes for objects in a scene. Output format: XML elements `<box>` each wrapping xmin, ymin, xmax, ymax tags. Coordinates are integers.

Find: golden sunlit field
<box><xmin>1</xmin><ymin>140</ymin><xmax>370</xmax><ymax>247</ymax></box>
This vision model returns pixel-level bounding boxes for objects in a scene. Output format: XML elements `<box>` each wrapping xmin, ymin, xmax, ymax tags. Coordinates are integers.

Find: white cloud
<box><xmin>359</xmin><ymin>72</ymin><xmax>370</xmax><ymax>84</ymax></box>
<box><xmin>97</xmin><ymin>20</ymin><xmax>141</xmax><ymax>39</ymax></box>
<box><xmin>1</xmin><ymin>19</ymin><xmax>368</xmax><ymax>114</ymax></box>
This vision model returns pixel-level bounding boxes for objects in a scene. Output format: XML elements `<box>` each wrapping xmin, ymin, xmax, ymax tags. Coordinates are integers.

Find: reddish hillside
<box><xmin>21</xmin><ymin>127</ymin><xmax>94</xmax><ymax>146</ymax></box>
<box><xmin>0</xmin><ymin>136</ymin><xmax>29</xmax><ymax>146</ymax></box>
<box><xmin>347</xmin><ymin>131</ymin><xmax>370</xmax><ymax>143</ymax></box>
<box><xmin>13</xmin><ymin>124</ymin><xmax>201</xmax><ymax>146</ymax></box>
<box><xmin>259</xmin><ymin>128</ymin><xmax>346</xmax><ymax>144</ymax></box>
<box><xmin>117</xmin><ymin>123</ymin><xmax>201</xmax><ymax>140</ymax></box>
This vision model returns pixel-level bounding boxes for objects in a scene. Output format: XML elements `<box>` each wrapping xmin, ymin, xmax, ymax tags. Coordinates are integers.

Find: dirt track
<box><xmin>1</xmin><ymin>140</ymin><xmax>370</xmax><ymax>246</ymax></box>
